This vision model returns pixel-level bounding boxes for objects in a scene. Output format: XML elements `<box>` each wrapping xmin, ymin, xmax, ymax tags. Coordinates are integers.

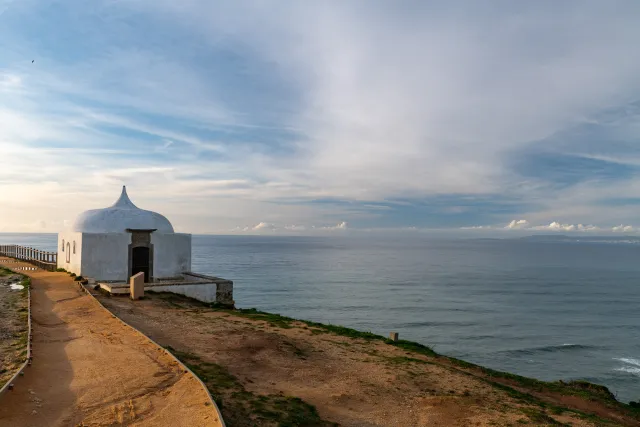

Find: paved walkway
<box><xmin>0</xmin><ymin>258</ymin><xmax>221</xmax><ymax>427</ymax></box>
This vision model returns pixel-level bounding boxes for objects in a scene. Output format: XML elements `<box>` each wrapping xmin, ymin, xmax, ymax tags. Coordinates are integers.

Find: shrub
<box><xmin>55</xmin><ymin>268</ymin><xmax>66</xmax><ymax>272</ymax></box>
<box><xmin>73</xmin><ymin>276</ymin><xmax>84</xmax><ymax>282</ymax></box>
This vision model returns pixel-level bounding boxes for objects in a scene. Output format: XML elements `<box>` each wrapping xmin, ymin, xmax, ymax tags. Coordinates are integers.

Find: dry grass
<box><xmin>96</xmin><ymin>291</ymin><xmax>640</xmax><ymax>427</ymax></box>
<box><xmin>0</xmin><ymin>267</ymin><xmax>29</xmax><ymax>388</ymax></box>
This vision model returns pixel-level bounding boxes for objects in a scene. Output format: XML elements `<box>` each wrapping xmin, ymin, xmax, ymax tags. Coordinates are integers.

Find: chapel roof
<box><xmin>71</xmin><ymin>186</ymin><xmax>174</xmax><ymax>233</ymax></box>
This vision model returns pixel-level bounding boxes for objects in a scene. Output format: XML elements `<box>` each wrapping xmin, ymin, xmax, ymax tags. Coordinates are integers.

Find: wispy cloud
<box><xmin>231</xmin><ymin>221</ymin><xmax>346</xmax><ymax>234</ymax></box>
<box><xmin>1</xmin><ymin>1</ymin><xmax>640</xmax><ymax>233</ymax></box>
<box><xmin>465</xmin><ymin>219</ymin><xmax>640</xmax><ymax>234</ymax></box>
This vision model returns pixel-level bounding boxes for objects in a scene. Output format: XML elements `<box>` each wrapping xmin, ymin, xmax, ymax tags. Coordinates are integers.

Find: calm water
<box><xmin>2</xmin><ymin>233</ymin><xmax>639</xmax><ymax>402</ymax></box>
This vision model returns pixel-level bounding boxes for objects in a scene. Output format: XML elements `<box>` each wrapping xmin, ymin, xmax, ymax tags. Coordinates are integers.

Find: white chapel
<box><xmin>57</xmin><ymin>186</ymin><xmax>191</xmax><ymax>282</ymax></box>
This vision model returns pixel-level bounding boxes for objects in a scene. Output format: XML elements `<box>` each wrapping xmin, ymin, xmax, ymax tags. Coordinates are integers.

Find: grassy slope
<box><xmin>149</xmin><ymin>292</ymin><xmax>640</xmax><ymax>426</ymax></box>
<box><xmin>219</xmin><ymin>306</ymin><xmax>640</xmax><ymax>424</ymax></box>
<box><xmin>0</xmin><ymin>267</ymin><xmax>30</xmax><ymax>388</ymax></box>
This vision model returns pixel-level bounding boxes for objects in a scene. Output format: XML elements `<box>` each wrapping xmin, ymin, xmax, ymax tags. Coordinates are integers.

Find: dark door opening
<box><xmin>131</xmin><ymin>247</ymin><xmax>150</xmax><ymax>282</ymax></box>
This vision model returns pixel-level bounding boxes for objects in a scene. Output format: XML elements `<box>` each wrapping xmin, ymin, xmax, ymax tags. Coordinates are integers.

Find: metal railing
<box><xmin>0</xmin><ymin>245</ymin><xmax>57</xmax><ymax>271</ymax></box>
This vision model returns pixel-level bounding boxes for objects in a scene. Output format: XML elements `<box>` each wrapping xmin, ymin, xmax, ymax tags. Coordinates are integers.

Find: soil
<box><xmin>96</xmin><ymin>291</ymin><xmax>640</xmax><ymax>427</ymax></box>
<box><xmin>0</xmin><ymin>269</ymin><xmax>28</xmax><ymax>388</ymax></box>
<box><xmin>0</xmin><ymin>258</ymin><xmax>221</xmax><ymax>427</ymax></box>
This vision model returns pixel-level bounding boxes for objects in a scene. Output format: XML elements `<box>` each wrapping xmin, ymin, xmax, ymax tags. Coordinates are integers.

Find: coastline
<box><xmin>97</xmin><ymin>291</ymin><xmax>640</xmax><ymax>426</ymax></box>
<box><xmin>3</xmin><ymin>232</ymin><xmax>639</xmax><ymax>404</ymax></box>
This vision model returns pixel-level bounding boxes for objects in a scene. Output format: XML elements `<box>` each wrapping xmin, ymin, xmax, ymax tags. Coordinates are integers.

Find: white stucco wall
<box><xmin>80</xmin><ymin>233</ymin><xmax>130</xmax><ymax>281</ymax></box>
<box><xmin>151</xmin><ymin>233</ymin><xmax>191</xmax><ymax>278</ymax></box>
<box><xmin>57</xmin><ymin>232</ymin><xmax>83</xmax><ymax>275</ymax></box>
<box><xmin>56</xmin><ymin>231</ymin><xmax>192</xmax><ymax>282</ymax></box>
<box><xmin>150</xmin><ymin>283</ymin><xmax>216</xmax><ymax>303</ymax></box>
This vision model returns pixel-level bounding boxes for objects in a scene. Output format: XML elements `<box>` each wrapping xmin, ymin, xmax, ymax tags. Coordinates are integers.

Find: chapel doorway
<box><xmin>131</xmin><ymin>246</ymin><xmax>150</xmax><ymax>282</ymax></box>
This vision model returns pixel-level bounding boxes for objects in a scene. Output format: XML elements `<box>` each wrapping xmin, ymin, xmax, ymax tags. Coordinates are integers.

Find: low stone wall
<box><xmin>97</xmin><ymin>271</ymin><xmax>234</xmax><ymax>307</ymax></box>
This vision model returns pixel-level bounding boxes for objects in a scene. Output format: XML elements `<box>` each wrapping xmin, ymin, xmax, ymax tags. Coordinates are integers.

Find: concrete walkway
<box><xmin>0</xmin><ymin>258</ymin><xmax>221</xmax><ymax>427</ymax></box>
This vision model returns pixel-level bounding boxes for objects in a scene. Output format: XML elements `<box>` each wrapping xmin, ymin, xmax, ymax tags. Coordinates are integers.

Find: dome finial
<box><xmin>112</xmin><ymin>185</ymin><xmax>138</xmax><ymax>209</ymax></box>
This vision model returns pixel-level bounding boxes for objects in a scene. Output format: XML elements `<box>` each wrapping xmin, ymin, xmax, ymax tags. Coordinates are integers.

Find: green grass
<box><xmin>445</xmin><ymin>356</ymin><xmax>624</xmax><ymax>407</ymax></box>
<box><xmin>228</xmin><ymin>307</ymin><xmax>439</xmax><ymax>357</ymax></box>
<box><xmin>0</xmin><ymin>266</ymin><xmax>30</xmax><ymax>296</ymax></box>
<box><xmin>384</xmin><ymin>356</ymin><xmax>431</xmax><ymax>365</ymax></box>
<box><xmin>20</xmin><ymin>277</ymin><xmax>30</xmax><ymax>297</ymax></box>
<box><xmin>0</xmin><ymin>267</ymin><xmax>30</xmax><ymax>385</ymax></box>
<box><xmin>164</xmin><ymin>346</ymin><xmax>337</xmax><ymax>427</ymax></box>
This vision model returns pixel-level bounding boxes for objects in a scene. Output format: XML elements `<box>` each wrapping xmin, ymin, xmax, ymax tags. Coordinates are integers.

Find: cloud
<box><xmin>0</xmin><ymin>72</ymin><xmax>21</xmax><ymax>90</ymax></box>
<box><xmin>322</xmin><ymin>221</ymin><xmax>348</xmax><ymax>230</ymax></box>
<box><xmin>506</xmin><ymin>219</ymin><xmax>530</xmax><ymax>229</ymax></box>
<box><xmin>612</xmin><ymin>225</ymin><xmax>635</xmax><ymax>232</ymax></box>
<box><xmin>1</xmin><ymin>2</ymin><xmax>640</xmax><ymax>232</ymax></box>
<box><xmin>537</xmin><ymin>222</ymin><xmax>576</xmax><ymax>231</ymax></box>
<box><xmin>576</xmin><ymin>224</ymin><xmax>600</xmax><ymax>231</ymax></box>
<box><xmin>230</xmin><ymin>221</ymin><xmax>347</xmax><ymax>234</ymax></box>
<box><xmin>284</xmin><ymin>224</ymin><xmax>306</xmax><ymax>231</ymax></box>
<box><xmin>252</xmin><ymin>222</ymin><xmax>277</xmax><ymax>231</ymax></box>
<box><xmin>504</xmin><ymin>221</ymin><xmax>606</xmax><ymax>232</ymax></box>
<box><xmin>463</xmin><ymin>220</ymin><xmax>607</xmax><ymax>233</ymax></box>
<box><xmin>155</xmin><ymin>139</ymin><xmax>174</xmax><ymax>151</ymax></box>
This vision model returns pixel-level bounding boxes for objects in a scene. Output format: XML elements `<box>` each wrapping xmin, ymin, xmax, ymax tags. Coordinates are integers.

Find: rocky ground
<box><xmin>0</xmin><ymin>268</ymin><xmax>28</xmax><ymax>388</ymax></box>
<box><xmin>97</xmin><ymin>291</ymin><xmax>640</xmax><ymax>427</ymax></box>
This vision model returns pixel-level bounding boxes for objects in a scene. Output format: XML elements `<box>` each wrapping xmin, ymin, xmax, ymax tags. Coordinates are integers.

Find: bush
<box><xmin>56</xmin><ymin>268</ymin><xmax>66</xmax><ymax>272</ymax></box>
<box><xmin>69</xmin><ymin>272</ymin><xmax>76</xmax><ymax>277</ymax></box>
<box><xmin>630</xmin><ymin>401</ymin><xmax>640</xmax><ymax>408</ymax></box>
<box><xmin>73</xmin><ymin>276</ymin><xmax>84</xmax><ymax>282</ymax></box>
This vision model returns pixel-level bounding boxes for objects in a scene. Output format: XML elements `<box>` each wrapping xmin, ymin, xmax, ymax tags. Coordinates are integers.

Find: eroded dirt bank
<box><xmin>97</xmin><ymin>291</ymin><xmax>640</xmax><ymax>427</ymax></box>
<box><xmin>0</xmin><ymin>268</ymin><xmax>28</xmax><ymax>388</ymax></box>
<box><xmin>0</xmin><ymin>258</ymin><xmax>221</xmax><ymax>427</ymax></box>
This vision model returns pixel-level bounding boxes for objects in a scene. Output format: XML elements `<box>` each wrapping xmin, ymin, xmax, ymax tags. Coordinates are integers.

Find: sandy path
<box><xmin>0</xmin><ymin>258</ymin><xmax>222</xmax><ymax>427</ymax></box>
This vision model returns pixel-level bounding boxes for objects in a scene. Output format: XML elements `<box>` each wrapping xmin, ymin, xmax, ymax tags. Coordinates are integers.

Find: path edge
<box><xmin>0</xmin><ymin>265</ymin><xmax>32</xmax><ymax>398</ymax></box>
<box><xmin>78</xmin><ymin>281</ymin><xmax>227</xmax><ymax>427</ymax></box>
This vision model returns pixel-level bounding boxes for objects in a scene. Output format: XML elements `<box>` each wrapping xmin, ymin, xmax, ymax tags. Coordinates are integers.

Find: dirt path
<box><xmin>0</xmin><ymin>258</ymin><xmax>222</xmax><ymax>427</ymax></box>
<box><xmin>97</xmin><ymin>291</ymin><xmax>640</xmax><ymax>427</ymax></box>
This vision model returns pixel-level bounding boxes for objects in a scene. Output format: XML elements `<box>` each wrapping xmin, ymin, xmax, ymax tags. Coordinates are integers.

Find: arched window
<box><xmin>73</xmin><ymin>241</ymin><xmax>76</xmax><ymax>254</ymax></box>
<box><xmin>62</xmin><ymin>239</ymin><xmax>65</xmax><ymax>251</ymax></box>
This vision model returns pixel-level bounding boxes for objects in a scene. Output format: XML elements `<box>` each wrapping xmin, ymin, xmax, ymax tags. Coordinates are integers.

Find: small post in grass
<box><xmin>389</xmin><ymin>332</ymin><xmax>399</xmax><ymax>342</ymax></box>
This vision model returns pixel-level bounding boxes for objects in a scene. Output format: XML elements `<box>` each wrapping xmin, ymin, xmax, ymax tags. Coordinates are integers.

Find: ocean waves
<box><xmin>499</xmin><ymin>343</ymin><xmax>599</xmax><ymax>357</ymax></box>
<box><xmin>615</xmin><ymin>358</ymin><xmax>640</xmax><ymax>376</ymax></box>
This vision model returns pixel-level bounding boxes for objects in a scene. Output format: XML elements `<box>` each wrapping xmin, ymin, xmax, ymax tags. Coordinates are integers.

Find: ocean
<box><xmin>1</xmin><ymin>232</ymin><xmax>639</xmax><ymax>403</ymax></box>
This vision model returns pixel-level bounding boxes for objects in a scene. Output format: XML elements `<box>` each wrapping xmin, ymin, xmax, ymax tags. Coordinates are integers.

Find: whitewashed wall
<box><xmin>151</xmin><ymin>233</ymin><xmax>191</xmax><ymax>278</ymax></box>
<box><xmin>80</xmin><ymin>233</ymin><xmax>130</xmax><ymax>281</ymax></box>
<box><xmin>151</xmin><ymin>283</ymin><xmax>216</xmax><ymax>303</ymax></box>
<box><xmin>55</xmin><ymin>231</ymin><xmax>192</xmax><ymax>282</ymax></box>
<box><xmin>57</xmin><ymin>232</ymin><xmax>83</xmax><ymax>275</ymax></box>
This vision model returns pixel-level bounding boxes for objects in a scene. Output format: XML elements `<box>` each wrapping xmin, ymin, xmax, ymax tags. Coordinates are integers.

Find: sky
<box><xmin>1</xmin><ymin>1</ymin><xmax>640</xmax><ymax>235</ymax></box>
